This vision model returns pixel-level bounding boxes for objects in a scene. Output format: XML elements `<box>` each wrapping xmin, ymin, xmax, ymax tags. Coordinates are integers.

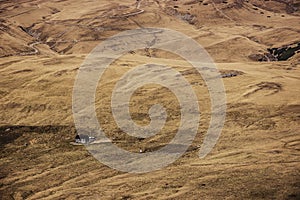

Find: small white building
<box><xmin>75</xmin><ymin>134</ymin><xmax>95</xmax><ymax>144</ymax></box>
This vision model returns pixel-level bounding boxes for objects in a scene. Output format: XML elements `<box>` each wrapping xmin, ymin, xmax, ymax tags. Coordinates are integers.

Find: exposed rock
<box><xmin>249</xmin><ymin>42</ymin><xmax>300</xmax><ymax>62</ymax></box>
<box><xmin>220</xmin><ymin>69</ymin><xmax>244</xmax><ymax>78</ymax></box>
<box><xmin>268</xmin><ymin>42</ymin><xmax>300</xmax><ymax>61</ymax></box>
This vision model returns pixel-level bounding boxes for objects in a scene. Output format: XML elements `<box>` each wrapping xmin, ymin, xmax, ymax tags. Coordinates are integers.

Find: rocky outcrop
<box><xmin>249</xmin><ymin>42</ymin><xmax>300</xmax><ymax>62</ymax></box>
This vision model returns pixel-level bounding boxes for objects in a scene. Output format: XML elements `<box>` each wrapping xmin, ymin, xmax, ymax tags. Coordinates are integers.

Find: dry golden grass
<box><xmin>0</xmin><ymin>0</ymin><xmax>300</xmax><ymax>199</ymax></box>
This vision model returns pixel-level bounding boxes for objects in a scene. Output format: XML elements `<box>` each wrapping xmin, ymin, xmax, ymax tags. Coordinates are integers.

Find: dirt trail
<box><xmin>19</xmin><ymin>41</ymin><xmax>41</xmax><ymax>56</ymax></box>
<box><xmin>111</xmin><ymin>0</ymin><xmax>145</xmax><ymax>18</ymax></box>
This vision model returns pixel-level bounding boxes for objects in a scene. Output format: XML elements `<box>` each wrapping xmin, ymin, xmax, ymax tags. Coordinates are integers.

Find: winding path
<box><xmin>111</xmin><ymin>0</ymin><xmax>145</xmax><ymax>18</ymax></box>
<box><xmin>211</xmin><ymin>1</ymin><xmax>234</xmax><ymax>22</ymax></box>
<box><xmin>19</xmin><ymin>41</ymin><xmax>41</xmax><ymax>56</ymax></box>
